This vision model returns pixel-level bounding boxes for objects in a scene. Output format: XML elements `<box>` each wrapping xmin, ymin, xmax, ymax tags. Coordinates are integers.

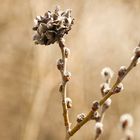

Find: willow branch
<box><xmin>58</xmin><ymin>38</ymin><xmax>71</xmax><ymax>139</ymax></box>
<box><xmin>69</xmin><ymin>55</ymin><xmax>138</xmax><ymax>137</ymax></box>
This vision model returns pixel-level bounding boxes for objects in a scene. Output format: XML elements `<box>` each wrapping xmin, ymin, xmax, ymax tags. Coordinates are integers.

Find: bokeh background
<box><xmin>1</xmin><ymin>0</ymin><xmax>140</xmax><ymax>140</ymax></box>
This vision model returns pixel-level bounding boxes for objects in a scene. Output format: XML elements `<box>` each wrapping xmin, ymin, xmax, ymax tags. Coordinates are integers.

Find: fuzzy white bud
<box><xmin>64</xmin><ymin>71</ymin><xmax>71</xmax><ymax>82</ymax></box>
<box><xmin>134</xmin><ymin>46</ymin><xmax>140</xmax><ymax>58</ymax></box>
<box><xmin>56</xmin><ymin>59</ymin><xmax>64</xmax><ymax>71</ymax></box>
<box><xmin>114</xmin><ymin>83</ymin><xmax>124</xmax><ymax>93</ymax></box>
<box><xmin>101</xmin><ymin>67</ymin><xmax>114</xmax><ymax>81</ymax></box>
<box><xmin>102</xmin><ymin>98</ymin><xmax>112</xmax><ymax>113</ymax></box>
<box><xmin>91</xmin><ymin>111</ymin><xmax>100</xmax><ymax>121</ymax></box>
<box><xmin>92</xmin><ymin>101</ymin><xmax>100</xmax><ymax>111</ymax></box>
<box><xmin>100</xmin><ymin>83</ymin><xmax>110</xmax><ymax>96</ymax></box>
<box><xmin>77</xmin><ymin>113</ymin><xmax>86</xmax><ymax>123</ymax></box>
<box><xmin>95</xmin><ymin>122</ymin><xmax>103</xmax><ymax>135</ymax></box>
<box><xmin>104</xmin><ymin>98</ymin><xmax>112</xmax><ymax>108</ymax></box>
<box><xmin>65</xmin><ymin>97</ymin><xmax>72</xmax><ymax>108</ymax></box>
<box><xmin>64</xmin><ymin>47</ymin><xmax>70</xmax><ymax>58</ymax></box>
<box><xmin>120</xmin><ymin>114</ymin><xmax>133</xmax><ymax>130</ymax></box>
<box><xmin>118</xmin><ymin>66</ymin><xmax>127</xmax><ymax>78</ymax></box>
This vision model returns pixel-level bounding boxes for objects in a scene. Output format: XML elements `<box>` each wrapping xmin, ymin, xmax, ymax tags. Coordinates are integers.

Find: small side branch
<box><xmin>69</xmin><ymin>54</ymin><xmax>138</xmax><ymax>137</ymax></box>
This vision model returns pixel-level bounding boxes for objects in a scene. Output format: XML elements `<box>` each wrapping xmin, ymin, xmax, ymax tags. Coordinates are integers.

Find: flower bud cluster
<box><xmin>33</xmin><ymin>6</ymin><xmax>74</xmax><ymax>45</ymax></box>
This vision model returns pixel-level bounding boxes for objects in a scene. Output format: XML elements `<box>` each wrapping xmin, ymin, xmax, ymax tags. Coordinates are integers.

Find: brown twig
<box><xmin>58</xmin><ymin>38</ymin><xmax>71</xmax><ymax>140</ymax></box>
<box><xmin>69</xmin><ymin>55</ymin><xmax>138</xmax><ymax>137</ymax></box>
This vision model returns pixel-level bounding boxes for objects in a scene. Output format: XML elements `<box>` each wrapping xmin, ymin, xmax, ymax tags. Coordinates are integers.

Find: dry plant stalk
<box><xmin>32</xmin><ymin>6</ymin><xmax>140</xmax><ymax>140</ymax></box>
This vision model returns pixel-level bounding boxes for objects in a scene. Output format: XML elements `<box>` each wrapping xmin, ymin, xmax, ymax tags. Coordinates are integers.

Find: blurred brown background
<box><xmin>0</xmin><ymin>0</ymin><xmax>140</xmax><ymax>140</ymax></box>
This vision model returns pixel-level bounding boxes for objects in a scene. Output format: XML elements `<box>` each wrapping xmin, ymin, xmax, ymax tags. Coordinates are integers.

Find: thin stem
<box><xmin>69</xmin><ymin>55</ymin><xmax>138</xmax><ymax>137</ymax></box>
<box><xmin>69</xmin><ymin>111</ymin><xmax>93</xmax><ymax>136</ymax></box>
<box><xmin>94</xmin><ymin>135</ymin><xmax>100</xmax><ymax>140</ymax></box>
<box><xmin>58</xmin><ymin>38</ymin><xmax>71</xmax><ymax>140</ymax></box>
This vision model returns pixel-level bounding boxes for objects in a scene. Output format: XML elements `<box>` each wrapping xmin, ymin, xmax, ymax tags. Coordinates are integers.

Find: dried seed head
<box><xmin>125</xmin><ymin>130</ymin><xmax>134</xmax><ymax>140</ymax></box>
<box><xmin>65</xmin><ymin>97</ymin><xmax>72</xmax><ymax>109</ymax></box>
<box><xmin>101</xmin><ymin>67</ymin><xmax>114</xmax><ymax>82</ymax></box>
<box><xmin>92</xmin><ymin>101</ymin><xmax>100</xmax><ymax>111</ymax></box>
<box><xmin>32</xmin><ymin>6</ymin><xmax>74</xmax><ymax>45</ymax></box>
<box><xmin>114</xmin><ymin>83</ymin><xmax>124</xmax><ymax>93</ymax></box>
<box><xmin>57</xmin><ymin>59</ymin><xmax>64</xmax><ymax>71</ymax></box>
<box><xmin>118</xmin><ymin>66</ymin><xmax>127</xmax><ymax>78</ymax></box>
<box><xmin>91</xmin><ymin>111</ymin><xmax>101</xmax><ymax>121</ymax></box>
<box><xmin>100</xmin><ymin>83</ymin><xmax>110</xmax><ymax>96</ymax></box>
<box><xmin>120</xmin><ymin>114</ymin><xmax>133</xmax><ymax>130</ymax></box>
<box><xmin>64</xmin><ymin>47</ymin><xmax>70</xmax><ymax>58</ymax></box>
<box><xmin>77</xmin><ymin>113</ymin><xmax>86</xmax><ymax>123</ymax></box>
<box><xmin>95</xmin><ymin>122</ymin><xmax>103</xmax><ymax>135</ymax></box>
<box><xmin>64</xmin><ymin>72</ymin><xmax>71</xmax><ymax>82</ymax></box>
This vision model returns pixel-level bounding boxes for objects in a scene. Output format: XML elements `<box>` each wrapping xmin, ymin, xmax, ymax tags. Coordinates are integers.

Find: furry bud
<box><xmin>92</xmin><ymin>101</ymin><xmax>100</xmax><ymax>111</ymax></box>
<box><xmin>64</xmin><ymin>47</ymin><xmax>70</xmax><ymax>58</ymax></box>
<box><xmin>57</xmin><ymin>59</ymin><xmax>64</xmax><ymax>71</ymax></box>
<box><xmin>101</xmin><ymin>67</ymin><xmax>114</xmax><ymax>82</ymax></box>
<box><xmin>134</xmin><ymin>43</ymin><xmax>140</xmax><ymax>58</ymax></box>
<box><xmin>102</xmin><ymin>98</ymin><xmax>112</xmax><ymax>113</ymax></box>
<box><xmin>63</xmin><ymin>72</ymin><xmax>71</xmax><ymax>82</ymax></box>
<box><xmin>91</xmin><ymin>111</ymin><xmax>101</xmax><ymax>121</ymax></box>
<box><xmin>66</xmin><ymin>97</ymin><xmax>72</xmax><ymax>108</ymax></box>
<box><xmin>114</xmin><ymin>83</ymin><xmax>124</xmax><ymax>93</ymax></box>
<box><xmin>120</xmin><ymin>114</ymin><xmax>133</xmax><ymax>130</ymax></box>
<box><xmin>100</xmin><ymin>83</ymin><xmax>110</xmax><ymax>96</ymax></box>
<box><xmin>59</xmin><ymin>84</ymin><xmax>63</xmax><ymax>92</ymax></box>
<box><xmin>118</xmin><ymin>66</ymin><xmax>127</xmax><ymax>78</ymax></box>
<box><xmin>95</xmin><ymin>122</ymin><xmax>103</xmax><ymax>136</ymax></box>
<box><xmin>77</xmin><ymin>113</ymin><xmax>86</xmax><ymax>123</ymax></box>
